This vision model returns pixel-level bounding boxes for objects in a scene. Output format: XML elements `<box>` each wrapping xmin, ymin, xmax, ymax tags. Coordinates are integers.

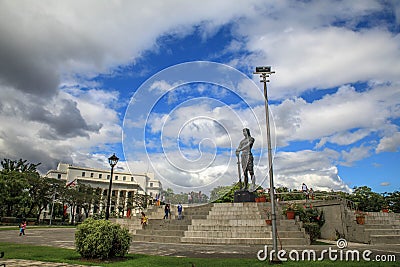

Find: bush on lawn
<box><xmin>75</xmin><ymin>218</ymin><xmax>131</xmax><ymax>260</ymax></box>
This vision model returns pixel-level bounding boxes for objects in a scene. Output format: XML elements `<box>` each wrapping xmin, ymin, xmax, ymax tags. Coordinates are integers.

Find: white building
<box><xmin>45</xmin><ymin>163</ymin><xmax>162</xmax><ymax>217</ymax></box>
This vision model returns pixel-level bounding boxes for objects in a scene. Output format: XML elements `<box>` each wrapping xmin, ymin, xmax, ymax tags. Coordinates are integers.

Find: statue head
<box><xmin>243</xmin><ymin>128</ymin><xmax>251</xmax><ymax>137</ymax></box>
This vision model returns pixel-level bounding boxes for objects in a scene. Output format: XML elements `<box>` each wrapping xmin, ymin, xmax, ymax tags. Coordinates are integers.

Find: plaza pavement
<box><xmin>0</xmin><ymin>227</ymin><xmax>399</xmax><ymax>266</ymax></box>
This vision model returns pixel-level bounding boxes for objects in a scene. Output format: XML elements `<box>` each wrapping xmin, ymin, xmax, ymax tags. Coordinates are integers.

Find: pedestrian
<box><xmin>154</xmin><ymin>194</ymin><xmax>159</xmax><ymax>206</ymax></box>
<box><xmin>177</xmin><ymin>202</ymin><xmax>183</xmax><ymax>220</ymax></box>
<box><xmin>19</xmin><ymin>220</ymin><xmax>26</xmax><ymax>236</ymax></box>
<box><xmin>164</xmin><ymin>204</ymin><xmax>170</xmax><ymax>219</ymax></box>
<box><xmin>140</xmin><ymin>212</ymin><xmax>148</xmax><ymax>229</ymax></box>
<box><xmin>302</xmin><ymin>183</ymin><xmax>309</xmax><ymax>200</ymax></box>
<box><xmin>188</xmin><ymin>193</ymin><xmax>192</xmax><ymax>204</ymax></box>
<box><xmin>309</xmin><ymin>188</ymin><xmax>315</xmax><ymax>200</ymax></box>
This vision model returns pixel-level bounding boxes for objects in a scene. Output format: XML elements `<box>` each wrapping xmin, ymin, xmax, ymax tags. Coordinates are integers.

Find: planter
<box><xmin>255</xmin><ymin>196</ymin><xmax>267</xmax><ymax>202</ymax></box>
<box><xmin>382</xmin><ymin>208</ymin><xmax>389</xmax><ymax>213</ymax></box>
<box><xmin>258</xmin><ymin>196</ymin><xmax>267</xmax><ymax>202</ymax></box>
<box><xmin>356</xmin><ymin>216</ymin><xmax>365</xmax><ymax>225</ymax></box>
<box><xmin>265</xmin><ymin>219</ymin><xmax>272</xmax><ymax>225</ymax></box>
<box><xmin>286</xmin><ymin>211</ymin><xmax>295</xmax><ymax>220</ymax></box>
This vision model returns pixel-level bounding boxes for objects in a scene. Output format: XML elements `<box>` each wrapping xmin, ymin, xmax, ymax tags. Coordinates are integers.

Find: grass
<box><xmin>0</xmin><ymin>242</ymin><xmax>398</xmax><ymax>267</ymax></box>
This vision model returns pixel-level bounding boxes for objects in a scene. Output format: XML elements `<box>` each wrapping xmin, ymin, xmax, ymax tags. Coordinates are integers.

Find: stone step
<box><xmin>364</xmin><ymin>224</ymin><xmax>400</xmax><ymax>229</ymax></box>
<box><xmin>187</xmin><ymin>224</ymin><xmax>302</xmax><ymax>232</ymax></box>
<box><xmin>363</xmin><ymin>214</ymin><xmax>398</xmax><ymax>218</ymax></box>
<box><xmin>210</xmin><ymin>206</ymin><xmax>265</xmax><ymax>210</ymax></box>
<box><xmin>191</xmin><ymin>219</ymin><xmax>267</xmax><ymax>226</ymax></box>
<box><xmin>206</xmin><ymin>214</ymin><xmax>263</xmax><ymax>220</ymax></box>
<box><xmin>132</xmin><ymin>234</ymin><xmax>182</xmax><ymax>243</ymax></box>
<box><xmin>184</xmin><ymin>230</ymin><xmax>306</xmax><ymax>239</ymax></box>
<box><xmin>178</xmin><ymin>215</ymin><xmax>210</xmax><ymax>220</ymax></box>
<box><xmin>208</xmin><ymin>209</ymin><xmax>263</xmax><ymax>214</ymax></box>
<box><xmin>146</xmin><ymin>224</ymin><xmax>189</xmax><ymax>231</ymax></box>
<box><xmin>135</xmin><ymin>229</ymin><xmax>185</xmax><ymax>236</ymax></box>
<box><xmin>365</xmin><ymin>228</ymin><xmax>400</xmax><ymax>235</ymax></box>
<box><xmin>181</xmin><ymin>236</ymin><xmax>309</xmax><ymax>245</ymax></box>
<box><xmin>364</xmin><ymin>220</ymin><xmax>400</xmax><ymax>225</ymax></box>
<box><xmin>370</xmin><ymin>235</ymin><xmax>400</xmax><ymax>245</ymax></box>
<box><xmin>187</xmin><ymin>225</ymin><xmax>267</xmax><ymax>231</ymax></box>
<box><xmin>148</xmin><ymin>218</ymin><xmax>191</xmax><ymax>225</ymax></box>
<box><xmin>179</xmin><ymin>207</ymin><xmax>212</xmax><ymax>212</ymax></box>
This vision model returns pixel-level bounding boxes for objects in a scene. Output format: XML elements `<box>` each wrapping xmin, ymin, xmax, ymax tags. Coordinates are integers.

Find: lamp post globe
<box><xmin>105</xmin><ymin>153</ymin><xmax>119</xmax><ymax>220</ymax></box>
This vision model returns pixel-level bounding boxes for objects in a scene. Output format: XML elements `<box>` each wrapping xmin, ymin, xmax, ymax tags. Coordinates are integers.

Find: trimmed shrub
<box><xmin>303</xmin><ymin>222</ymin><xmax>320</xmax><ymax>243</ymax></box>
<box><xmin>75</xmin><ymin>218</ymin><xmax>131</xmax><ymax>260</ymax></box>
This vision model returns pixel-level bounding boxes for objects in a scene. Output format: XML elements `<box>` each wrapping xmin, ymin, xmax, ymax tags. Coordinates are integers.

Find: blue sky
<box><xmin>0</xmin><ymin>1</ymin><xmax>399</xmax><ymax>196</ymax></box>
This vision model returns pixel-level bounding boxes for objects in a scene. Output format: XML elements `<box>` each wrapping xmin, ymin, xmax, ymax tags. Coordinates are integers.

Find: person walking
<box><xmin>309</xmin><ymin>188</ymin><xmax>315</xmax><ymax>200</ymax></box>
<box><xmin>19</xmin><ymin>220</ymin><xmax>26</xmax><ymax>236</ymax></box>
<box><xmin>302</xmin><ymin>183</ymin><xmax>309</xmax><ymax>200</ymax></box>
<box><xmin>177</xmin><ymin>203</ymin><xmax>183</xmax><ymax>220</ymax></box>
<box><xmin>164</xmin><ymin>204</ymin><xmax>170</xmax><ymax>219</ymax></box>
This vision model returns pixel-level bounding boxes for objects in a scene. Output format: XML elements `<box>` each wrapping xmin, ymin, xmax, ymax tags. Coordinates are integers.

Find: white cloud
<box><xmin>340</xmin><ymin>144</ymin><xmax>372</xmax><ymax>167</ymax></box>
<box><xmin>272</xmin><ymin>149</ymin><xmax>351</xmax><ymax>192</ymax></box>
<box><xmin>0</xmin><ymin>0</ymin><xmax>398</xmax><ymax>193</ymax></box>
<box><xmin>317</xmin><ymin>129</ymin><xmax>372</xmax><ymax>148</ymax></box>
<box><xmin>376</xmin><ymin>132</ymin><xmax>400</xmax><ymax>153</ymax></box>
<box><xmin>272</xmin><ymin>84</ymin><xmax>400</xmax><ymax>146</ymax></box>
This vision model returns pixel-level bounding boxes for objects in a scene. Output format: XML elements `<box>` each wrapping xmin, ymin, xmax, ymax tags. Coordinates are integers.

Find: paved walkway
<box><xmin>0</xmin><ymin>259</ymin><xmax>95</xmax><ymax>267</ymax></box>
<box><xmin>0</xmin><ymin>227</ymin><xmax>399</xmax><ymax>266</ymax></box>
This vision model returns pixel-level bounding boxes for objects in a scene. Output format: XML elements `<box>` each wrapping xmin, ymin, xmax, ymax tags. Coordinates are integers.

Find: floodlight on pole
<box><xmin>105</xmin><ymin>153</ymin><xmax>119</xmax><ymax>220</ymax></box>
<box><xmin>253</xmin><ymin>66</ymin><xmax>279</xmax><ymax>262</ymax></box>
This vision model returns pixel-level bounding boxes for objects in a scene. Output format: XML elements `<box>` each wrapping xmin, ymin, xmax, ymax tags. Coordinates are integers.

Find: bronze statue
<box><xmin>236</xmin><ymin>128</ymin><xmax>255</xmax><ymax>191</ymax></box>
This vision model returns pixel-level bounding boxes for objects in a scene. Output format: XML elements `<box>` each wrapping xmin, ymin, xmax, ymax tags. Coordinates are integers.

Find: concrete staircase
<box><xmin>132</xmin><ymin>204</ymin><xmax>213</xmax><ymax>243</ymax></box>
<box><xmin>123</xmin><ymin>202</ymin><xmax>310</xmax><ymax>246</ymax></box>
<box><xmin>181</xmin><ymin>202</ymin><xmax>309</xmax><ymax>246</ymax></box>
<box><xmin>114</xmin><ymin>204</ymin><xmax>166</xmax><ymax>234</ymax></box>
<box><xmin>364</xmin><ymin>212</ymin><xmax>400</xmax><ymax>244</ymax></box>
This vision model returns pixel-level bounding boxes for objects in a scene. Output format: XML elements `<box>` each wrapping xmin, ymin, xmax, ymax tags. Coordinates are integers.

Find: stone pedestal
<box><xmin>234</xmin><ymin>190</ymin><xmax>256</xmax><ymax>203</ymax></box>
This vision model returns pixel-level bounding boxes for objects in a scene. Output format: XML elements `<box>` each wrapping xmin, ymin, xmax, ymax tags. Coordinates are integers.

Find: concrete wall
<box><xmin>311</xmin><ymin>200</ymin><xmax>372</xmax><ymax>243</ymax></box>
<box><xmin>310</xmin><ymin>200</ymin><xmax>346</xmax><ymax>240</ymax></box>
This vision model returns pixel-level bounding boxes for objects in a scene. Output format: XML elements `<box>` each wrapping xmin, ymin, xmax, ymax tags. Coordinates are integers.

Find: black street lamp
<box><xmin>254</xmin><ymin>66</ymin><xmax>279</xmax><ymax>262</ymax></box>
<box><xmin>105</xmin><ymin>153</ymin><xmax>119</xmax><ymax>220</ymax></box>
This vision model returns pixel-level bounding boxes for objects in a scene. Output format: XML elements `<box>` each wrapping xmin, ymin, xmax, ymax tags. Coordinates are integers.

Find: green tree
<box><xmin>0</xmin><ymin>171</ymin><xmax>30</xmax><ymax>217</ymax></box>
<box><xmin>0</xmin><ymin>158</ymin><xmax>42</xmax><ymax>217</ymax></box>
<box><xmin>349</xmin><ymin>186</ymin><xmax>385</xmax><ymax>212</ymax></box>
<box><xmin>1</xmin><ymin>158</ymin><xmax>40</xmax><ymax>173</ymax></box>
<box><xmin>386</xmin><ymin>191</ymin><xmax>400</xmax><ymax>213</ymax></box>
<box><xmin>210</xmin><ymin>185</ymin><xmax>232</xmax><ymax>202</ymax></box>
<box><xmin>25</xmin><ymin>174</ymin><xmax>54</xmax><ymax>222</ymax></box>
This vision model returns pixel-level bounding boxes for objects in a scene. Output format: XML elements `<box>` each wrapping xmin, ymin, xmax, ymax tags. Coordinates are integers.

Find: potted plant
<box><xmin>355</xmin><ymin>211</ymin><xmax>366</xmax><ymax>225</ymax></box>
<box><xmin>382</xmin><ymin>205</ymin><xmax>389</xmax><ymax>213</ymax></box>
<box><xmin>264</xmin><ymin>208</ymin><xmax>272</xmax><ymax>225</ymax></box>
<box><xmin>382</xmin><ymin>207</ymin><xmax>389</xmax><ymax>213</ymax></box>
<box><xmin>255</xmin><ymin>189</ymin><xmax>267</xmax><ymax>202</ymax></box>
<box><xmin>282</xmin><ymin>202</ymin><xmax>301</xmax><ymax>220</ymax></box>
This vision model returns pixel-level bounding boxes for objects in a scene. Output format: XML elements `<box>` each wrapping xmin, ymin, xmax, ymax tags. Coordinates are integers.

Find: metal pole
<box><xmin>262</xmin><ymin>74</ymin><xmax>279</xmax><ymax>258</ymax></box>
<box><xmin>105</xmin><ymin>165</ymin><xmax>115</xmax><ymax>220</ymax></box>
<box><xmin>254</xmin><ymin>67</ymin><xmax>278</xmax><ymax>261</ymax></box>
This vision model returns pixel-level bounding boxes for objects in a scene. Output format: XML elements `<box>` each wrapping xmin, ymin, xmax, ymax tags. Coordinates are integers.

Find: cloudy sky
<box><xmin>0</xmin><ymin>0</ymin><xmax>399</xmax><ymax>196</ymax></box>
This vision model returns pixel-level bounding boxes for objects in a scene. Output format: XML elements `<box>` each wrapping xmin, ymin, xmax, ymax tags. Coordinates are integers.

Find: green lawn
<box><xmin>0</xmin><ymin>242</ymin><xmax>397</xmax><ymax>267</ymax></box>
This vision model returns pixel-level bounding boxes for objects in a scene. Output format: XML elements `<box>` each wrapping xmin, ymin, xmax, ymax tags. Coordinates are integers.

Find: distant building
<box><xmin>45</xmin><ymin>163</ymin><xmax>162</xmax><ymax>217</ymax></box>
